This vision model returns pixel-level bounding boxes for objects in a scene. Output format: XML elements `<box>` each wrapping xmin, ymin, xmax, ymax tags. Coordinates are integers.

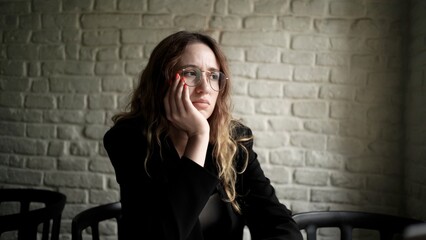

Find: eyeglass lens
<box><xmin>178</xmin><ymin>67</ymin><xmax>226</xmax><ymax>91</ymax></box>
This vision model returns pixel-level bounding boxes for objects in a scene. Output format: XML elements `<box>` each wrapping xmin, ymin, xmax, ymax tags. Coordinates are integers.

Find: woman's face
<box><xmin>178</xmin><ymin>43</ymin><xmax>220</xmax><ymax>119</ymax></box>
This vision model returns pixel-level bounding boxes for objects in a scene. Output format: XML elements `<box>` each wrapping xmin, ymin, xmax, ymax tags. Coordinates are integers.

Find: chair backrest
<box><xmin>71</xmin><ymin>202</ymin><xmax>122</xmax><ymax>240</ymax></box>
<box><xmin>0</xmin><ymin>188</ymin><xmax>67</xmax><ymax>240</ymax></box>
<box><xmin>293</xmin><ymin>211</ymin><xmax>423</xmax><ymax>240</ymax></box>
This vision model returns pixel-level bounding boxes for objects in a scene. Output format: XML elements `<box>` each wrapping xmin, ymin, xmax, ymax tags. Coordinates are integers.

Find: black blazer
<box><xmin>103</xmin><ymin>117</ymin><xmax>302</xmax><ymax>240</ymax></box>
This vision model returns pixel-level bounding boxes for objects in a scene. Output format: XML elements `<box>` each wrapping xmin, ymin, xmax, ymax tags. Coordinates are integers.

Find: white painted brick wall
<box><xmin>0</xmin><ymin>0</ymin><xmax>424</xmax><ymax>239</ymax></box>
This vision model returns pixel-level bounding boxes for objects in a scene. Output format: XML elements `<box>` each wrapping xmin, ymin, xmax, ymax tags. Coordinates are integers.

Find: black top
<box><xmin>103</xmin><ymin>116</ymin><xmax>302</xmax><ymax>240</ymax></box>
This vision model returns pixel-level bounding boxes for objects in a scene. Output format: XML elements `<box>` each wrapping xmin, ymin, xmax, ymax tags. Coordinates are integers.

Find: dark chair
<box><xmin>293</xmin><ymin>211</ymin><xmax>423</xmax><ymax>240</ymax></box>
<box><xmin>0</xmin><ymin>188</ymin><xmax>67</xmax><ymax>240</ymax></box>
<box><xmin>71</xmin><ymin>202</ymin><xmax>122</xmax><ymax>240</ymax></box>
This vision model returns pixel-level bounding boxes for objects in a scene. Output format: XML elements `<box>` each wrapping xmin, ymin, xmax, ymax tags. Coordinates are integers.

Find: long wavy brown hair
<box><xmin>112</xmin><ymin>31</ymin><xmax>249</xmax><ymax>212</ymax></box>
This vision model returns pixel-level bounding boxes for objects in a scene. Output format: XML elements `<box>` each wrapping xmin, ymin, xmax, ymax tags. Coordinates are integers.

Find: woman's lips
<box><xmin>192</xmin><ymin>99</ymin><xmax>210</xmax><ymax>109</ymax></box>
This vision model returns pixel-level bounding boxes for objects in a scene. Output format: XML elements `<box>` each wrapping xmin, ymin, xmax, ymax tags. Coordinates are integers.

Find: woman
<box><xmin>103</xmin><ymin>31</ymin><xmax>302</xmax><ymax>240</ymax></box>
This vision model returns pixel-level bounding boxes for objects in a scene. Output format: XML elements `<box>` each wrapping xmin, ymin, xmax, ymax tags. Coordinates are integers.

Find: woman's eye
<box><xmin>183</xmin><ymin>70</ymin><xmax>197</xmax><ymax>78</ymax></box>
<box><xmin>211</xmin><ymin>72</ymin><xmax>220</xmax><ymax>80</ymax></box>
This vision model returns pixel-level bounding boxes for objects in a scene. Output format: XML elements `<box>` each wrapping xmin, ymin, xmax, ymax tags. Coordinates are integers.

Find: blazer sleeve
<box><xmin>236</xmin><ymin>126</ymin><xmax>303</xmax><ymax>240</ymax></box>
<box><xmin>103</xmin><ymin>120</ymin><xmax>219</xmax><ymax>240</ymax></box>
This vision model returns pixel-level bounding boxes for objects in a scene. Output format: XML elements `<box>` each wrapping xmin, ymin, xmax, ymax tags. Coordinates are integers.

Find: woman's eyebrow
<box><xmin>180</xmin><ymin>64</ymin><xmax>220</xmax><ymax>71</ymax></box>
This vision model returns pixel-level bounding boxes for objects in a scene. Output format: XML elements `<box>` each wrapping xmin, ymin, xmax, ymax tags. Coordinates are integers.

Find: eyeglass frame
<box><xmin>176</xmin><ymin>65</ymin><xmax>228</xmax><ymax>92</ymax></box>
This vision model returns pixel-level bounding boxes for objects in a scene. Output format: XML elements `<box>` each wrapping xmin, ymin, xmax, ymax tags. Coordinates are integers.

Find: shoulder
<box><xmin>104</xmin><ymin>116</ymin><xmax>146</xmax><ymax>144</ymax></box>
<box><xmin>231</xmin><ymin>120</ymin><xmax>253</xmax><ymax>140</ymax></box>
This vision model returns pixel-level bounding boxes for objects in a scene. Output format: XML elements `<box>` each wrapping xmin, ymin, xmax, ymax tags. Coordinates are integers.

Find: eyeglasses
<box><xmin>177</xmin><ymin>65</ymin><xmax>227</xmax><ymax>92</ymax></box>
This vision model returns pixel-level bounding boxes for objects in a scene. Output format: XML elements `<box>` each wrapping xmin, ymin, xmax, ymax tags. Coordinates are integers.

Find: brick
<box><xmin>292</xmin><ymin>101</ymin><xmax>327</xmax><ymax>118</ymax></box>
<box><xmin>294</xmin><ymin>67</ymin><xmax>329</xmax><ymax>82</ymax></box>
<box><xmin>317</xmin><ymin>53</ymin><xmax>350</xmax><ymax>67</ymax></box>
<box><xmin>63</xmin><ymin>0</ymin><xmax>94</xmax><ymax>11</ymax></box>
<box><xmin>246</xmin><ymin>47</ymin><xmax>280</xmax><ymax>63</ymax></box>
<box><xmin>44</xmin><ymin>172</ymin><xmax>103</xmax><ymax>189</ymax></box>
<box><xmin>275</xmin><ymin>186</ymin><xmax>308</xmax><ymax>201</ymax></box>
<box><xmin>229</xmin><ymin>62</ymin><xmax>257</xmax><ymax>78</ymax></box>
<box><xmin>82</xmin><ymin>30</ymin><xmax>120</xmax><ymax>46</ymax></box>
<box><xmin>94</xmin><ymin>0</ymin><xmax>116</xmax><ymax>11</ymax></box>
<box><xmin>256</xmin><ymin>99</ymin><xmax>290</xmax><ymax>115</ymax></box>
<box><xmin>44</xmin><ymin>110</ymin><xmax>85</xmax><ymax>124</ymax></box>
<box><xmin>81</xmin><ymin>14</ymin><xmax>140</xmax><ymax>28</ymax></box>
<box><xmin>3</xmin><ymin>30</ymin><xmax>31</xmax><ymax>43</ymax></box>
<box><xmin>58</xmin><ymin>94</ymin><xmax>86</xmax><ymax>109</ymax></box>
<box><xmin>291</xmin><ymin>0</ymin><xmax>327</xmax><ymax>16</ymax></box>
<box><xmin>49</xmin><ymin>77</ymin><xmax>101</xmax><ymax>93</ymax></box>
<box><xmin>0</xmin><ymin>137</ymin><xmax>47</xmax><ymax>155</ymax></box>
<box><xmin>84</xmin><ymin>125</ymin><xmax>109</xmax><ymax>140</ymax></box>
<box><xmin>26</xmin><ymin>124</ymin><xmax>55</xmax><ymax>139</ymax></box>
<box><xmin>122</xmin><ymin>29</ymin><xmax>174</xmax><ymax>44</ymax></box>
<box><xmin>254</xmin><ymin>0</ymin><xmax>288</xmax><ymax>14</ymax></box>
<box><xmin>90</xmin><ymin>189</ymin><xmax>119</xmax><ymax>203</ymax></box>
<box><xmin>27</xmin><ymin>157</ymin><xmax>56</xmax><ymax>170</ymax></box>
<box><xmin>209</xmin><ymin>16</ymin><xmax>241</xmax><ymax>30</ymax></box>
<box><xmin>31</xmin><ymin>30</ymin><xmax>61</xmax><ymax>43</ymax></box>
<box><xmin>311</xmin><ymin>189</ymin><xmax>361</xmax><ymax>204</ymax></box>
<box><xmin>0</xmin><ymin>92</ymin><xmax>24</xmax><ymax>107</ymax></box>
<box><xmin>258</xmin><ymin>64</ymin><xmax>292</xmax><ymax>81</ymax></box>
<box><xmin>306</xmin><ymin>150</ymin><xmax>344</xmax><ymax>170</ymax></box>
<box><xmin>319</xmin><ymin>85</ymin><xmax>354</xmax><ymax>100</ymax></box>
<box><xmin>142</xmin><ymin>14</ymin><xmax>173</xmax><ymax>28</ymax></box>
<box><xmin>290</xmin><ymin>133</ymin><xmax>326</xmax><ymax>150</ymax></box>
<box><xmin>0</xmin><ymin>122</ymin><xmax>25</xmax><ymax>137</ymax></box>
<box><xmin>0</xmin><ymin>60</ymin><xmax>25</xmax><ymax>76</ymax></box>
<box><xmin>253</xmin><ymin>131</ymin><xmax>288</xmax><ymax>148</ymax></box>
<box><xmin>118</xmin><ymin>0</ymin><xmax>146</xmax><ymax>11</ymax></box>
<box><xmin>57</xmin><ymin>125</ymin><xmax>82</xmax><ymax>140</ymax></box>
<box><xmin>42</xmin><ymin>14</ymin><xmax>78</xmax><ymax>28</ymax></box>
<box><xmin>7</xmin><ymin>168</ymin><xmax>42</xmax><ymax>185</ymax></box>
<box><xmin>39</xmin><ymin>45</ymin><xmax>65</xmax><ymax>60</ymax></box>
<box><xmin>263</xmin><ymin>166</ymin><xmax>290</xmax><ymax>184</ymax></box>
<box><xmin>0</xmin><ymin>2</ymin><xmax>30</xmax><ymax>14</ymax></box>
<box><xmin>327</xmin><ymin>136</ymin><xmax>364</xmax><ymax>156</ymax></box>
<box><xmin>69</xmin><ymin>141</ymin><xmax>98</xmax><ymax>156</ymax></box>
<box><xmin>97</xmin><ymin>47</ymin><xmax>118</xmax><ymax>61</ymax></box>
<box><xmin>58</xmin><ymin>157</ymin><xmax>88</xmax><ymax>171</ymax></box>
<box><xmin>284</xmin><ymin>84</ymin><xmax>318</xmax><ymax>98</ymax></box>
<box><xmin>292</xmin><ymin>35</ymin><xmax>330</xmax><ymax>51</ymax></box>
<box><xmin>62</xmin><ymin>29</ymin><xmax>81</xmax><ymax>43</ymax></box>
<box><xmin>89</xmin><ymin>157</ymin><xmax>114</xmax><ymax>173</ymax></box>
<box><xmin>95</xmin><ymin>62</ymin><xmax>124</xmax><ymax>75</ymax></box>
<box><xmin>7</xmin><ymin>45</ymin><xmax>38</xmax><ymax>60</ymax></box>
<box><xmin>121</xmin><ymin>45</ymin><xmax>143</xmax><ymax>60</ymax></box>
<box><xmin>88</xmin><ymin>94</ymin><xmax>116</xmax><ymax>109</ymax></box>
<box><xmin>282</xmin><ymin>51</ymin><xmax>314</xmax><ymax>65</ymax></box>
<box><xmin>231</xmin><ymin>96</ymin><xmax>255</xmax><ymax>114</ymax></box>
<box><xmin>60</xmin><ymin>188</ymin><xmax>87</xmax><ymax>203</ymax></box>
<box><xmin>304</xmin><ymin>120</ymin><xmax>339</xmax><ymax>135</ymax></box>
<box><xmin>174</xmin><ymin>15</ymin><xmax>207</xmax><ymax>30</ymax></box>
<box><xmin>20</xmin><ymin>14</ymin><xmax>41</xmax><ymax>29</ymax></box>
<box><xmin>270</xmin><ymin>149</ymin><xmax>305</xmax><ymax>167</ymax></box>
<box><xmin>330</xmin><ymin>1</ymin><xmax>365</xmax><ymax>17</ymax></box>
<box><xmin>228</xmin><ymin>0</ymin><xmax>252</xmax><ymax>14</ymax></box>
<box><xmin>85</xmin><ymin>110</ymin><xmax>106</xmax><ymax>124</ymax></box>
<box><xmin>294</xmin><ymin>169</ymin><xmax>328</xmax><ymax>186</ymax></box>
<box><xmin>48</xmin><ymin>141</ymin><xmax>67</xmax><ymax>157</ymax></box>
<box><xmin>331</xmin><ymin>172</ymin><xmax>364</xmax><ymax>189</ymax></box>
<box><xmin>278</xmin><ymin>16</ymin><xmax>311</xmax><ymax>32</ymax></box>
<box><xmin>248</xmin><ymin>82</ymin><xmax>282</xmax><ymax>98</ymax></box>
<box><xmin>0</xmin><ymin>77</ymin><xmax>30</xmax><ymax>91</ymax></box>
<box><xmin>268</xmin><ymin>117</ymin><xmax>302</xmax><ymax>131</ymax></box>
<box><xmin>244</xmin><ymin>16</ymin><xmax>275</xmax><ymax>30</ymax></box>
<box><xmin>222</xmin><ymin>31</ymin><xmax>288</xmax><ymax>47</ymax></box>
<box><xmin>149</xmin><ymin>0</ymin><xmax>212</xmax><ymax>13</ymax></box>
<box><xmin>230</xmin><ymin>77</ymin><xmax>248</xmax><ymax>95</ymax></box>
<box><xmin>24</xmin><ymin>94</ymin><xmax>55</xmax><ymax>109</ymax></box>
